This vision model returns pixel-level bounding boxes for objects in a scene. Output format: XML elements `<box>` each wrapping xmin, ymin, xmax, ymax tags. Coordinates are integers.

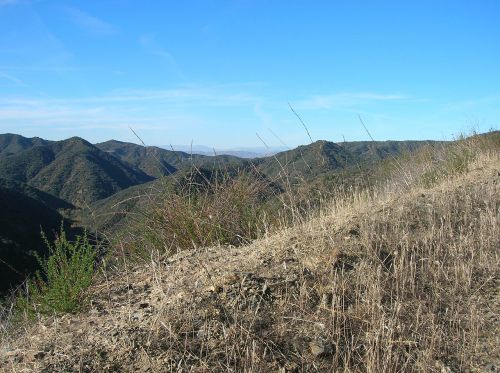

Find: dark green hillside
<box><xmin>0</xmin><ymin>134</ymin><xmax>473</xmax><ymax>298</ymax></box>
<box><xmin>97</xmin><ymin>140</ymin><xmax>248</xmax><ymax>178</ymax></box>
<box><xmin>80</xmin><ymin>180</ymin><xmax>157</xmax><ymax>235</ymax></box>
<box><xmin>256</xmin><ymin>139</ymin><xmax>442</xmax><ymax>181</ymax></box>
<box><xmin>0</xmin><ymin>177</ymin><xmax>74</xmax><ymax>211</ymax></box>
<box><xmin>0</xmin><ymin>133</ymin><xmax>50</xmax><ymax>158</ymax></box>
<box><xmin>96</xmin><ymin>140</ymin><xmax>178</xmax><ymax>177</ymax></box>
<box><xmin>339</xmin><ymin>140</ymin><xmax>441</xmax><ymax>160</ymax></box>
<box><xmin>0</xmin><ymin>186</ymin><xmax>76</xmax><ymax>293</ymax></box>
<box><xmin>0</xmin><ymin>137</ymin><xmax>154</xmax><ymax>205</ymax></box>
<box><xmin>0</xmin><ymin>145</ymin><xmax>56</xmax><ymax>182</ymax></box>
<box><xmin>256</xmin><ymin>141</ymin><xmax>353</xmax><ymax>180</ymax></box>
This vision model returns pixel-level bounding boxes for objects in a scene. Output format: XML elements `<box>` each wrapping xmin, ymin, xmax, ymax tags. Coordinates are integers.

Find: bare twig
<box><xmin>289</xmin><ymin>102</ymin><xmax>313</xmax><ymax>143</ymax></box>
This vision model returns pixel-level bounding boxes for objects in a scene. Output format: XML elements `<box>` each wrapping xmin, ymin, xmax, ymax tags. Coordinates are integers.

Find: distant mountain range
<box><xmin>96</xmin><ymin>140</ymin><xmax>249</xmax><ymax>179</ymax></box>
<box><xmin>162</xmin><ymin>145</ymin><xmax>288</xmax><ymax>158</ymax></box>
<box><xmin>0</xmin><ymin>132</ymin><xmax>446</xmax><ymax>292</ymax></box>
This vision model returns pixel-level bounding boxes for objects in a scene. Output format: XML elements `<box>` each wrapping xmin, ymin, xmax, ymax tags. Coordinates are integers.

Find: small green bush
<box><xmin>17</xmin><ymin>227</ymin><xmax>96</xmax><ymax>315</ymax></box>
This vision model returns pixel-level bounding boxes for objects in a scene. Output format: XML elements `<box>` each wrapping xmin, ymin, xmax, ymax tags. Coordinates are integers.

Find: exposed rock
<box><xmin>309</xmin><ymin>339</ymin><xmax>334</xmax><ymax>358</ymax></box>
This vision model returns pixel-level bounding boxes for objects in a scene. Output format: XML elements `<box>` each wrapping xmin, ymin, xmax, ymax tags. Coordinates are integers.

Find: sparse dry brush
<box><xmin>128</xmin><ymin>169</ymin><xmax>283</xmax><ymax>257</ymax></box>
<box><xmin>1</xmin><ymin>132</ymin><xmax>498</xmax><ymax>372</ymax></box>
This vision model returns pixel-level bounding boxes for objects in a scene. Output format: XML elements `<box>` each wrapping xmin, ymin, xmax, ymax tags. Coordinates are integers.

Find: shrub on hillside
<box><xmin>17</xmin><ymin>227</ymin><xmax>96</xmax><ymax>315</ymax></box>
<box><xmin>137</xmin><ymin>170</ymin><xmax>280</xmax><ymax>255</ymax></box>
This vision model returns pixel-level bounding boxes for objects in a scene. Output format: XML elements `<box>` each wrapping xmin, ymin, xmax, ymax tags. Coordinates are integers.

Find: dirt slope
<box><xmin>1</xmin><ymin>156</ymin><xmax>498</xmax><ymax>372</ymax></box>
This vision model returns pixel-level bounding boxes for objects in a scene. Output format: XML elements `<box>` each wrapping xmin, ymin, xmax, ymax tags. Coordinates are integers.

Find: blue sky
<box><xmin>0</xmin><ymin>0</ymin><xmax>499</xmax><ymax>148</ymax></box>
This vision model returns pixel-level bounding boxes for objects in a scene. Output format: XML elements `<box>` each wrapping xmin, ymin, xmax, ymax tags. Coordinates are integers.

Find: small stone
<box><xmin>309</xmin><ymin>339</ymin><xmax>334</xmax><ymax>358</ymax></box>
<box><xmin>224</xmin><ymin>274</ymin><xmax>240</xmax><ymax>285</ymax></box>
<box><xmin>90</xmin><ymin>308</ymin><xmax>100</xmax><ymax>316</ymax></box>
<box><xmin>484</xmin><ymin>363</ymin><xmax>497</xmax><ymax>372</ymax></box>
<box><xmin>132</xmin><ymin>312</ymin><xmax>143</xmax><ymax>321</ymax></box>
<box><xmin>313</xmin><ymin>322</ymin><xmax>326</xmax><ymax>331</ymax></box>
<box><xmin>4</xmin><ymin>348</ymin><xmax>22</xmax><ymax>359</ymax></box>
<box><xmin>348</xmin><ymin>227</ymin><xmax>360</xmax><ymax>237</ymax></box>
<box><xmin>435</xmin><ymin>361</ymin><xmax>452</xmax><ymax>373</ymax></box>
<box><xmin>284</xmin><ymin>361</ymin><xmax>299</xmax><ymax>372</ymax></box>
<box><xmin>309</xmin><ymin>340</ymin><xmax>325</xmax><ymax>357</ymax></box>
<box><xmin>321</xmin><ymin>293</ymin><xmax>333</xmax><ymax>308</ymax></box>
<box><xmin>196</xmin><ymin>328</ymin><xmax>205</xmax><ymax>338</ymax></box>
<box><xmin>33</xmin><ymin>351</ymin><xmax>45</xmax><ymax>359</ymax></box>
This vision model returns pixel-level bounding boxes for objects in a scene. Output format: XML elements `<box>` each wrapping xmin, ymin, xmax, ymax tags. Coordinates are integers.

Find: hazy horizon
<box><xmin>1</xmin><ymin>1</ymin><xmax>499</xmax><ymax>147</ymax></box>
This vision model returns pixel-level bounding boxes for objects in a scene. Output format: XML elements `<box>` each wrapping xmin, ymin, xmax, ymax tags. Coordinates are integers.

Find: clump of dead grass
<box><xmin>127</xmin><ymin>169</ymin><xmax>284</xmax><ymax>257</ymax></box>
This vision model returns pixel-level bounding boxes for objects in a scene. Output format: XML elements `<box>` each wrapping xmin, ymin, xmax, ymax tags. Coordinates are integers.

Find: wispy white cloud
<box><xmin>295</xmin><ymin>92</ymin><xmax>409</xmax><ymax>110</ymax></box>
<box><xmin>253</xmin><ymin>102</ymin><xmax>273</xmax><ymax>127</ymax></box>
<box><xmin>441</xmin><ymin>96</ymin><xmax>500</xmax><ymax>111</ymax></box>
<box><xmin>0</xmin><ymin>70</ymin><xmax>45</xmax><ymax>95</ymax></box>
<box><xmin>0</xmin><ymin>65</ymin><xmax>81</xmax><ymax>72</ymax></box>
<box><xmin>0</xmin><ymin>0</ymin><xmax>21</xmax><ymax>6</ymax></box>
<box><xmin>0</xmin><ymin>5</ymin><xmax>74</xmax><ymax>72</ymax></box>
<box><xmin>140</xmin><ymin>34</ymin><xmax>184</xmax><ymax>79</ymax></box>
<box><xmin>0</xmin><ymin>85</ymin><xmax>262</xmax><ymax>135</ymax></box>
<box><xmin>0</xmin><ymin>71</ymin><xmax>27</xmax><ymax>86</ymax></box>
<box><xmin>0</xmin><ymin>101</ymin><xmax>199</xmax><ymax>132</ymax></box>
<box><xmin>65</xmin><ymin>6</ymin><xmax>117</xmax><ymax>36</ymax></box>
<box><xmin>0</xmin><ymin>86</ymin><xmax>260</xmax><ymax>107</ymax></box>
<box><xmin>1</xmin><ymin>86</ymin><xmax>438</xmax><ymax>145</ymax></box>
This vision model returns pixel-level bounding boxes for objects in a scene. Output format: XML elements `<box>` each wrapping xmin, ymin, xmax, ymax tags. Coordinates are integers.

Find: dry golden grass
<box><xmin>1</xmin><ymin>135</ymin><xmax>498</xmax><ymax>372</ymax></box>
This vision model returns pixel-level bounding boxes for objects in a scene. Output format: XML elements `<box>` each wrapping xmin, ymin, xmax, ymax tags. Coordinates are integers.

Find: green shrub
<box><xmin>17</xmin><ymin>227</ymin><xmax>96</xmax><ymax>315</ymax></box>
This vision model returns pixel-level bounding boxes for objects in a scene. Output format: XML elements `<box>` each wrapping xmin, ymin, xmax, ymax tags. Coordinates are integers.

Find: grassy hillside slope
<box><xmin>1</xmin><ymin>133</ymin><xmax>497</xmax><ymax>372</ymax></box>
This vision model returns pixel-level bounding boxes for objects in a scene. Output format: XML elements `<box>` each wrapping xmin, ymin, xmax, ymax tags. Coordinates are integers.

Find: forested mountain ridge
<box><xmin>0</xmin><ymin>136</ymin><xmax>154</xmax><ymax>206</ymax></box>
